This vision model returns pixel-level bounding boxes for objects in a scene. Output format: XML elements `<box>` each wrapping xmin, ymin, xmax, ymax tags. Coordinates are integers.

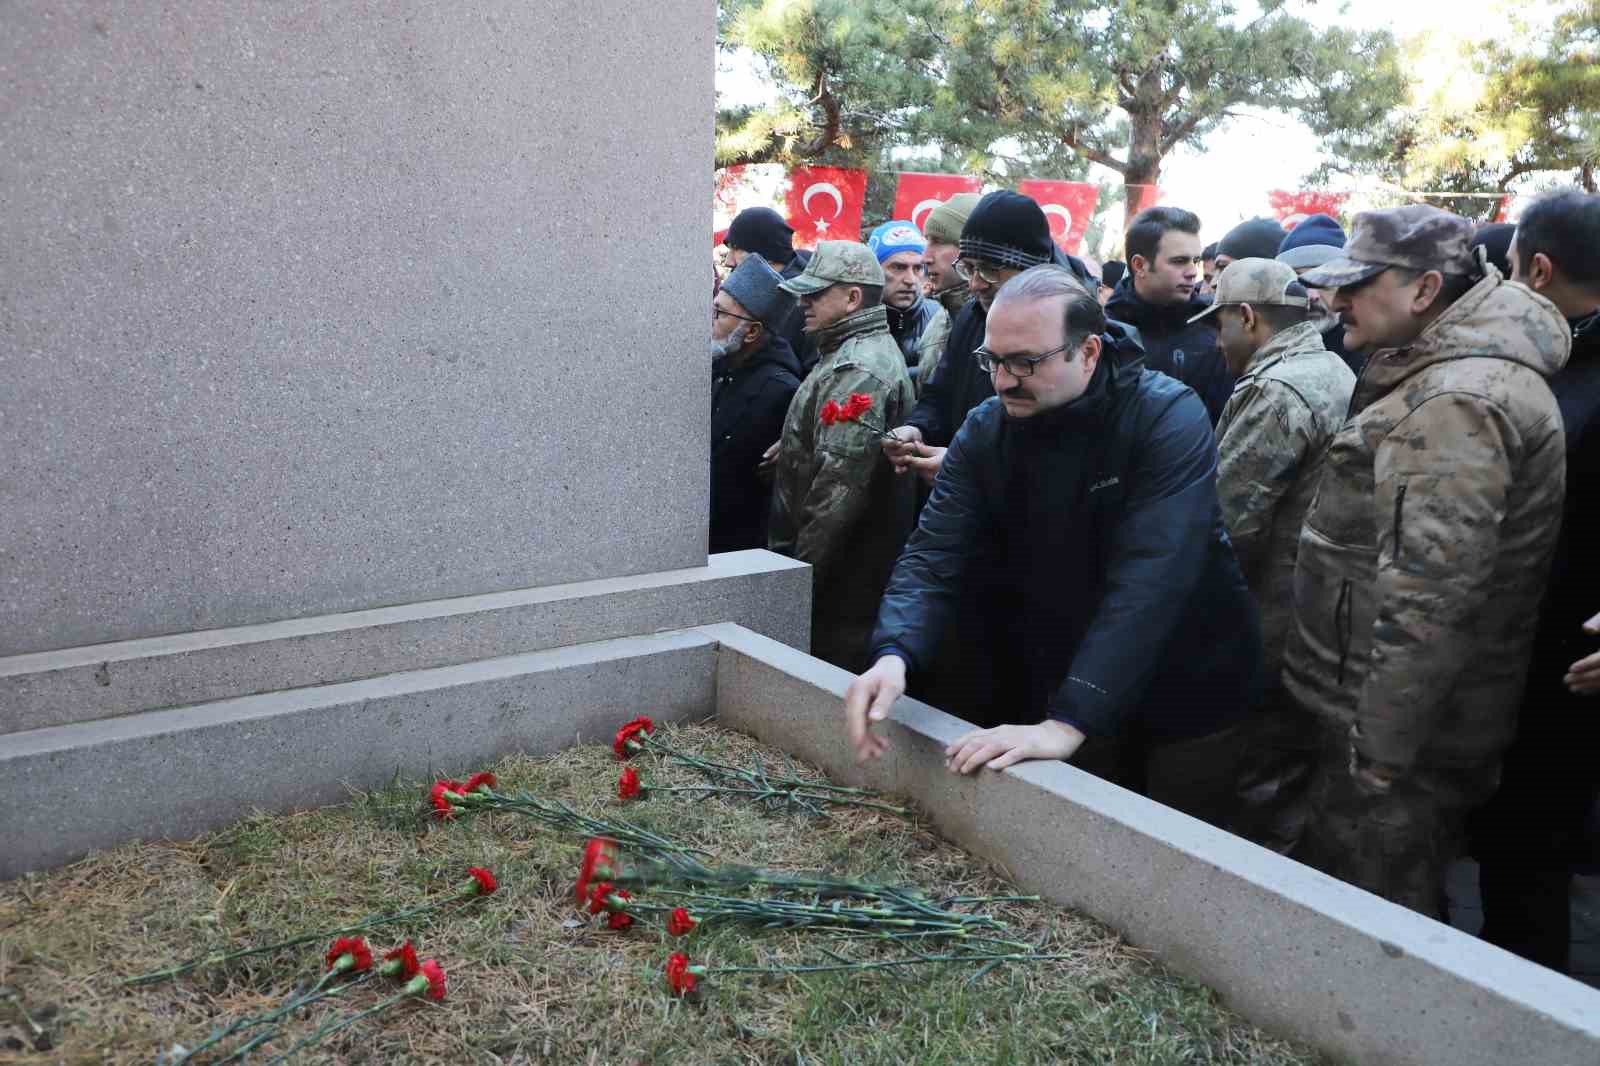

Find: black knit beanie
<box><xmin>1217</xmin><ymin>218</ymin><xmax>1288</xmax><ymax>261</ymax></box>
<box><xmin>725</xmin><ymin>207</ymin><xmax>796</xmax><ymax>264</ymax></box>
<box><xmin>959</xmin><ymin>191</ymin><xmax>1056</xmax><ymax>270</ymax></box>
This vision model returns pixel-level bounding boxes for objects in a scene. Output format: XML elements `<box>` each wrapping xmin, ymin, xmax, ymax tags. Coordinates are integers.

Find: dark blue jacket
<box><xmin>906</xmin><ymin>296</ymin><xmax>989</xmax><ymax>447</ymax></box>
<box><xmin>871</xmin><ymin>335</ymin><xmax>1260</xmax><ymax>740</ymax></box>
<box><xmin>1104</xmin><ymin>277</ymin><xmax>1234</xmax><ymax>425</ymax></box>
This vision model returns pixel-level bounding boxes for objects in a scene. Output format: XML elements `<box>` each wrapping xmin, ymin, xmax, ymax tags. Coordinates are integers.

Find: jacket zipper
<box><xmin>1392</xmin><ymin>483</ymin><xmax>1407</xmax><ymax>564</ymax></box>
<box><xmin>1335</xmin><ymin>579</ymin><xmax>1353</xmax><ymax>686</ymax></box>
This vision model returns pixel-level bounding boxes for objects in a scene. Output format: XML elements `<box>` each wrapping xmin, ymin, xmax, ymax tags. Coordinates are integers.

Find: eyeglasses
<box><xmin>713</xmin><ymin>306</ymin><xmax>761</xmax><ymax>324</ymax></box>
<box><xmin>953</xmin><ymin>258</ymin><xmax>1008</xmax><ymax>284</ymax></box>
<box><xmin>973</xmin><ymin>342</ymin><xmax>1073</xmax><ymax>378</ymax></box>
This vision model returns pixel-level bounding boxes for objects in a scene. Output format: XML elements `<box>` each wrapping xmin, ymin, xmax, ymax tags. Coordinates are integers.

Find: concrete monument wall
<box><xmin>0</xmin><ymin>1</ymin><xmax>713</xmax><ymax>656</ymax></box>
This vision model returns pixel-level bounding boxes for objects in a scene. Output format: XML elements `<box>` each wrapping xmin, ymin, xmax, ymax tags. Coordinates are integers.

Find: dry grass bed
<box><xmin>0</xmin><ymin>721</ymin><xmax>1325</xmax><ymax>1065</ymax></box>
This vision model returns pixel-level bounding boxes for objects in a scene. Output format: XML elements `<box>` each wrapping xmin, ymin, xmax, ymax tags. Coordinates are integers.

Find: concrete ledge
<box><xmin>1</xmin><ymin>631</ymin><xmax>716</xmax><ymax>880</ymax></box>
<box><xmin>0</xmin><ymin>550</ymin><xmax>806</xmax><ymax>734</ymax></box>
<box><xmin>703</xmin><ymin>622</ymin><xmax>1600</xmax><ymax>1066</ymax></box>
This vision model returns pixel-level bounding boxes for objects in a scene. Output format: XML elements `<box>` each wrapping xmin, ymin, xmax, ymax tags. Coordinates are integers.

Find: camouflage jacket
<box><xmin>1216</xmin><ymin>320</ymin><xmax>1356</xmax><ymax>687</ymax></box>
<box><xmin>913</xmin><ymin>303</ymin><xmax>951</xmax><ymax>396</ymax></box>
<box><xmin>1282</xmin><ymin>272</ymin><xmax>1570</xmax><ymax>772</ymax></box>
<box><xmin>769</xmin><ymin>304</ymin><xmax>917</xmax><ymax>663</ymax></box>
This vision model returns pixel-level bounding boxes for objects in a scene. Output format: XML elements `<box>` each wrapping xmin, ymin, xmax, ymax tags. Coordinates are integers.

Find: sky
<box><xmin>715</xmin><ymin>0</ymin><xmax>1555</xmax><ymax>254</ymax></box>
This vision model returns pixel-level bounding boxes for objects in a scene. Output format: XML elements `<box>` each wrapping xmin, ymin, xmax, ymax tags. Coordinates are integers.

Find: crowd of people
<box><xmin>708</xmin><ymin>186</ymin><xmax>1600</xmax><ymax>977</ymax></box>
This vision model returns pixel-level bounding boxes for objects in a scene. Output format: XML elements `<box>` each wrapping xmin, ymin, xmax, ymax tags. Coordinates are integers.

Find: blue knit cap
<box><xmin>1276</xmin><ymin>214</ymin><xmax>1347</xmax><ymax>270</ymax></box>
<box><xmin>867</xmin><ymin>220</ymin><xmax>927</xmax><ymax>263</ymax></box>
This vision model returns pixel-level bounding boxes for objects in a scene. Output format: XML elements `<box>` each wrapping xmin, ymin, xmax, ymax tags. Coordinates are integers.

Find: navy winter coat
<box><xmin>710</xmin><ymin>335</ymin><xmax>802</xmax><ymax>553</ymax></box>
<box><xmin>1105</xmin><ymin>277</ymin><xmax>1234</xmax><ymax>425</ymax></box>
<box><xmin>871</xmin><ymin>335</ymin><xmax>1261</xmax><ymax>740</ymax></box>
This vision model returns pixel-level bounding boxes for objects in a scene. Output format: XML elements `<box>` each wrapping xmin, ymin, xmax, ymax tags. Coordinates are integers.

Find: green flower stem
<box><xmin>637</xmin><ymin>735</ymin><xmax>900</xmax><ymax>808</ymax></box>
<box><xmin>207</xmin><ymin>1028</ymin><xmax>279</xmax><ymax>1066</ymax></box>
<box><xmin>641</xmin><ymin>784</ymin><xmax>909</xmax><ymax>816</ymax></box>
<box><xmin>708</xmin><ymin>951</ymin><xmax>1080</xmax><ymax>977</ymax></box>
<box><xmin>259</xmin><ymin>988</ymin><xmax>417</xmax><ymax>1066</ymax></box>
<box><xmin>173</xmin><ymin>974</ymin><xmax>372</xmax><ymax>1064</ymax></box>
<box><xmin>121</xmin><ymin>894</ymin><xmax>477</xmax><ymax>987</ymax></box>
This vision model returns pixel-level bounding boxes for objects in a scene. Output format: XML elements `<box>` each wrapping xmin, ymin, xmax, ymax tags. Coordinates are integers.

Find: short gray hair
<box><xmin>991</xmin><ymin>265</ymin><xmax>1106</xmax><ymax>348</ymax></box>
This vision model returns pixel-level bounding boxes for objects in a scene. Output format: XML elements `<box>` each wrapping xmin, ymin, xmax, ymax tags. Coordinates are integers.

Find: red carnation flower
<box><xmin>618</xmin><ymin>767</ymin><xmax>642</xmax><ymax>800</ymax></box>
<box><xmin>667</xmin><ymin>907</ymin><xmax>697</xmax><ymax>937</ymax></box>
<box><xmin>819</xmin><ymin>399</ymin><xmax>842</xmax><ymax>426</ymax></box>
<box><xmin>587</xmin><ymin>881</ymin><xmax>617</xmax><ymax>915</ymax></box>
<box><xmin>466</xmin><ymin>866</ymin><xmax>497</xmax><ymax>896</ymax></box>
<box><xmin>382</xmin><ymin>940</ymin><xmax>421</xmax><ymax>980</ymax></box>
<box><xmin>430</xmin><ymin>779</ymin><xmax>465</xmax><ymax>819</ymax></box>
<box><xmin>419</xmin><ymin>958</ymin><xmax>447</xmax><ymax>1001</ymax></box>
<box><xmin>576</xmin><ymin>837</ymin><xmax>618</xmax><ymax>903</ymax></box>
<box><xmin>666</xmin><ymin>952</ymin><xmax>698</xmax><ymax>995</ymax></box>
<box><xmin>607</xmin><ymin>909</ymin><xmax>634</xmax><ymax>931</ymax></box>
<box><xmin>325</xmin><ymin>936</ymin><xmax>373</xmax><ymax>974</ymax></box>
<box><xmin>842</xmin><ymin>392</ymin><xmax>874</xmax><ymax>420</ymax></box>
<box><xmin>464</xmin><ymin>771</ymin><xmax>497</xmax><ymax>794</ymax></box>
<box><xmin>613</xmin><ymin>716</ymin><xmax>655</xmax><ymax>759</ymax></box>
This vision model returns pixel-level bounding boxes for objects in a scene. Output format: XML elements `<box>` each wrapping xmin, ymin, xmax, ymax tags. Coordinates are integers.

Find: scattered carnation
<box><xmin>419</xmin><ymin>958</ymin><xmax>447</xmax><ymax>1001</ymax></box>
<box><xmin>608</xmin><ymin>909</ymin><xmax>634</xmax><ymax>931</ymax></box>
<box><xmin>464</xmin><ymin>771</ymin><xmax>497</xmax><ymax>794</ymax></box>
<box><xmin>618</xmin><ymin>766</ymin><xmax>642</xmax><ymax>800</ymax></box>
<box><xmin>667</xmin><ymin>907</ymin><xmax>697</xmax><ymax>937</ymax></box>
<box><xmin>576</xmin><ymin>837</ymin><xmax>618</xmax><ymax>903</ymax></box>
<box><xmin>587</xmin><ymin>881</ymin><xmax>617</xmax><ymax>915</ymax></box>
<box><xmin>382</xmin><ymin>941</ymin><xmax>421</xmax><ymax>980</ymax></box>
<box><xmin>613</xmin><ymin>716</ymin><xmax>655</xmax><ymax>759</ymax></box>
<box><xmin>430</xmin><ymin>779</ymin><xmax>465</xmax><ymax>819</ymax></box>
<box><xmin>324</xmin><ymin>936</ymin><xmax>373</xmax><ymax>974</ymax></box>
<box><xmin>665</xmin><ymin>952</ymin><xmax>698</xmax><ymax>995</ymax></box>
<box><xmin>466</xmin><ymin>866</ymin><xmax>498</xmax><ymax>896</ymax></box>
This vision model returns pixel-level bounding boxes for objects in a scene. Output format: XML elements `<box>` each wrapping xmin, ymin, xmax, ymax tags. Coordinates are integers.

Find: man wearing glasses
<box><xmin>844</xmin><ymin>266</ymin><xmax>1261</xmax><ymax>827</ymax></box>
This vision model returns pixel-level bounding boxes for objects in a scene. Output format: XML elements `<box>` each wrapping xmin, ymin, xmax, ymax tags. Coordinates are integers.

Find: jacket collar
<box><xmin>885</xmin><ymin>296</ymin><xmax>926</xmax><ymax>338</ymax></box>
<box><xmin>1238</xmin><ymin>320</ymin><xmax>1326</xmax><ymax>380</ymax></box>
<box><xmin>814</xmin><ymin>304</ymin><xmax>890</xmax><ymax>355</ymax></box>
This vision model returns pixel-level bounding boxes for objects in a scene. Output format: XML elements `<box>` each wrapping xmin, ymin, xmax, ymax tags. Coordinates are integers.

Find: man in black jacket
<box><xmin>710</xmin><ymin>256</ymin><xmax>803</xmax><ymax>553</ymax></box>
<box><xmin>1470</xmin><ymin>189</ymin><xmax>1600</xmax><ymax>972</ymax></box>
<box><xmin>1105</xmin><ymin>206</ymin><xmax>1234</xmax><ymax>424</ymax></box>
<box><xmin>845</xmin><ymin>266</ymin><xmax>1261</xmax><ymax>825</ymax></box>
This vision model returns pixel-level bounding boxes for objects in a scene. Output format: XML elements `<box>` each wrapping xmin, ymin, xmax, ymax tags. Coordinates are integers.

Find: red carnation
<box><xmin>464</xmin><ymin>771</ymin><xmax>497</xmax><ymax>794</ymax></box>
<box><xmin>419</xmin><ymin>958</ymin><xmax>447</xmax><ymax>1001</ymax></box>
<box><xmin>466</xmin><ymin>866</ymin><xmax>497</xmax><ymax>896</ymax></box>
<box><xmin>819</xmin><ymin>399</ymin><xmax>842</xmax><ymax>426</ymax></box>
<box><xmin>613</xmin><ymin>716</ymin><xmax>655</xmax><ymax>759</ymax></box>
<box><xmin>618</xmin><ymin>767</ymin><xmax>642</xmax><ymax>800</ymax></box>
<box><xmin>667</xmin><ymin>907</ymin><xmax>697</xmax><ymax>937</ymax></box>
<box><xmin>576</xmin><ymin>837</ymin><xmax>618</xmax><ymax>903</ymax></box>
<box><xmin>666</xmin><ymin>952</ymin><xmax>699</xmax><ymax>995</ymax></box>
<box><xmin>324</xmin><ymin>936</ymin><xmax>373</xmax><ymax>974</ymax></box>
<box><xmin>430</xmin><ymin>779</ymin><xmax>465</xmax><ymax>819</ymax></box>
<box><xmin>842</xmin><ymin>392</ymin><xmax>873</xmax><ymax>420</ymax></box>
<box><xmin>607</xmin><ymin>909</ymin><xmax>634</xmax><ymax>931</ymax></box>
<box><xmin>587</xmin><ymin>881</ymin><xmax>617</xmax><ymax>915</ymax></box>
<box><xmin>382</xmin><ymin>940</ymin><xmax>421</xmax><ymax>980</ymax></box>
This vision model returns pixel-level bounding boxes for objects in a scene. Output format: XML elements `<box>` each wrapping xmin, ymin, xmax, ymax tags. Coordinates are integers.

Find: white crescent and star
<box><xmin>911</xmin><ymin>197</ymin><xmax>946</xmax><ymax>230</ymax></box>
<box><xmin>1040</xmin><ymin>203</ymin><xmax>1074</xmax><ymax>237</ymax></box>
<box><xmin>801</xmin><ymin>182</ymin><xmax>844</xmax><ymax>219</ymax></box>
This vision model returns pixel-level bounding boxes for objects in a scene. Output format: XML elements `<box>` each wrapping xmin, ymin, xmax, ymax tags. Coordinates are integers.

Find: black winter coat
<box><xmin>871</xmin><ymin>336</ymin><xmax>1260</xmax><ymax>740</ymax></box>
<box><xmin>886</xmin><ymin>296</ymin><xmax>940</xmax><ymax>369</ymax></box>
<box><xmin>1105</xmin><ymin>278</ymin><xmax>1233</xmax><ymax>425</ymax></box>
<box><xmin>710</xmin><ymin>336</ymin><xmax>803</xmax><ymax>553</ymax></box>
<box><xmin>905</xmin><ymin>297</ymin><xmax>990</xmax><ymax>447</ymax></box>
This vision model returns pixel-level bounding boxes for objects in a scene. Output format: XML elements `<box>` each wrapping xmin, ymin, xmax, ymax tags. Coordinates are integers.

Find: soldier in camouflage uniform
<box><xmin>1281</xmin><ymin>205</ymin><xmax>1571</xmax><ymax>918</ymax></box>
<box><xmin>1192</xmin><ymin>258</ymin><xmax>1357</xmax><ymax>850</ymax></box>
<box><xmin>770</xmin><ymin>241</ymin><xmax>918</xmax><ymax>671</ymax></box>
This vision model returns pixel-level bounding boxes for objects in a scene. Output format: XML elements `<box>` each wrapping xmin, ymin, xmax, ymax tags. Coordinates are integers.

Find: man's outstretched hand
<box><xmin>844</xmin><ymin>655</ymin><xmax>907</xmax><ymax>762</ymax></box>
<box><xmin>944</xmin><ymin>720</ymin><xmax>1086</xmax><ymax>775</ymax></box>
<box><xmin>1564</xmin><ymin>610</ymin><xmax>1600</xmax><ymax>695</ymax></box>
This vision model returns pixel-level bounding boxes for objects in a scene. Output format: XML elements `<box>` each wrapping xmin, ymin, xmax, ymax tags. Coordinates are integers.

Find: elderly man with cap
<box><xmin>914</xmin><ymin>193</ymin><xmax>982</xmax><ymax>393</ymax></box>
<box><xmin>721</xmin><ymin>206</ymin><xmax>814</xmax><ymax>370</ymax></box>
<box><xmin>867</xmin><ymin>220</ymin><xmax>940</xmax><ymax>381</ymax></box>
<box><xmin>768</xmin><ymin>241</ymin><xmax>917</xmax><ymax>671</ymax></box>
<box><xmin>1277</xmin><ymin>214</ymin><xmax>1361</xmax><ymax>374</ymax></box>
<box><xmin>710</xmin><ymin>256</ymin><xmax>804</xmax><ymax>555</ymax></box>
<box><xmin>1280</xmin><ymin>204</ymin><xmax>1570</xmax><ymax>918</ymax></box>
<box><xmin>1194</xmin><ymin>258</ymin><xmax>1355</xmax><ymax>849</ymax></box>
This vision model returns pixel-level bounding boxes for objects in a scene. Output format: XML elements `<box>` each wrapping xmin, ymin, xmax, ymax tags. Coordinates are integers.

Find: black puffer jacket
<box><xmin>1105</xmin><ymin>277</ymin><xmax>1233</xmax><ymax>425</ymax></box>
<box><xmin>905</xmin><ymin>297</ymin><xmax>989</xmax><ymax>447</ymax></box>
<box><xmin>871</xmin><ymin>333</ymin><xmax>1260</xmax><ymax>740</ymax></box>
<box><xmin>886</xmin><ymin>296</ymin><xmax>940</xmax><ymax>369</ymax></box>
<box><xmin>710</xmin><ymin>335</ymin><xmax>803</xmax><ymax>553</ymax></box>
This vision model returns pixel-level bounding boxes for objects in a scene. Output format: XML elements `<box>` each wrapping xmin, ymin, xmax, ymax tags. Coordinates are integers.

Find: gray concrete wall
<box><xmin>0</xmin><ymin>1</ymin><xmax>712</xmax><ymax>656</ymax></box>
<box><xmin>704</xmin><ymin>623</ymin><xmax>1600</xmax><ymax>1066</ymax></box>
<box><xmin>0</xmin><ymin>550</ymin><xmax>807</xmax><ymax>732</ymax></box>
<box><xmin>1</xmin><ymin>630</ymin><xmax>717</xmax><ymax>878</ymax></box>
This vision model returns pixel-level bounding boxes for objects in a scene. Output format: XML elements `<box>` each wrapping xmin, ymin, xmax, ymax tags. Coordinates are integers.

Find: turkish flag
<box><xmin>1017</xmin><ymin>180</ymin><xmax>1100</xmax><ymax>254</ymax></box>
<box><xmin>785</xmin><ymin>165</ymin><xmax>868</xmax><ymax>247</ymax></box>
<box><xmin>1129</xmin><ymin>184</ymin><xmax>1165</xmax><ymax>215</ymax></box>
<box><xmin>892</xmin><ymin>172</ymin><xmax>983</xmax><ymax>232</ymax></box>
<box><xmin>1268</xmin><ymin>190</ymin><xmax>1350</xmax><ymax>228</ymax></box>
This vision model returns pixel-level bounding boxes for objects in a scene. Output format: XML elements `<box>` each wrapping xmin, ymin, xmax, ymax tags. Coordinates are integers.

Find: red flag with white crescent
<box><xmin>785</xmin><ymin>165</ymin><xmax>868</xmax><ymax>247</ymax></box>
<box><xmin>892</xmin><ymin>172</ymin><xmax>983</xmax><ymax>233</ymax></box>
<box><xmin>1017</xmin><ymin>180</ymin><xmax>1100</xmax><ymax>254</ymax></box>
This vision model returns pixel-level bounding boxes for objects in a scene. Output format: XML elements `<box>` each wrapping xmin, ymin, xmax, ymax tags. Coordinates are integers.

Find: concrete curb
<box><xmin>0</xmin><ymin>550</ymin><xmax>806</xmax><ymax>734</ymax></box>
<box><xmin>703</xmin><ymin>622</ymin><xmax>1600</xmax><ymax>1066</ymax></box>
